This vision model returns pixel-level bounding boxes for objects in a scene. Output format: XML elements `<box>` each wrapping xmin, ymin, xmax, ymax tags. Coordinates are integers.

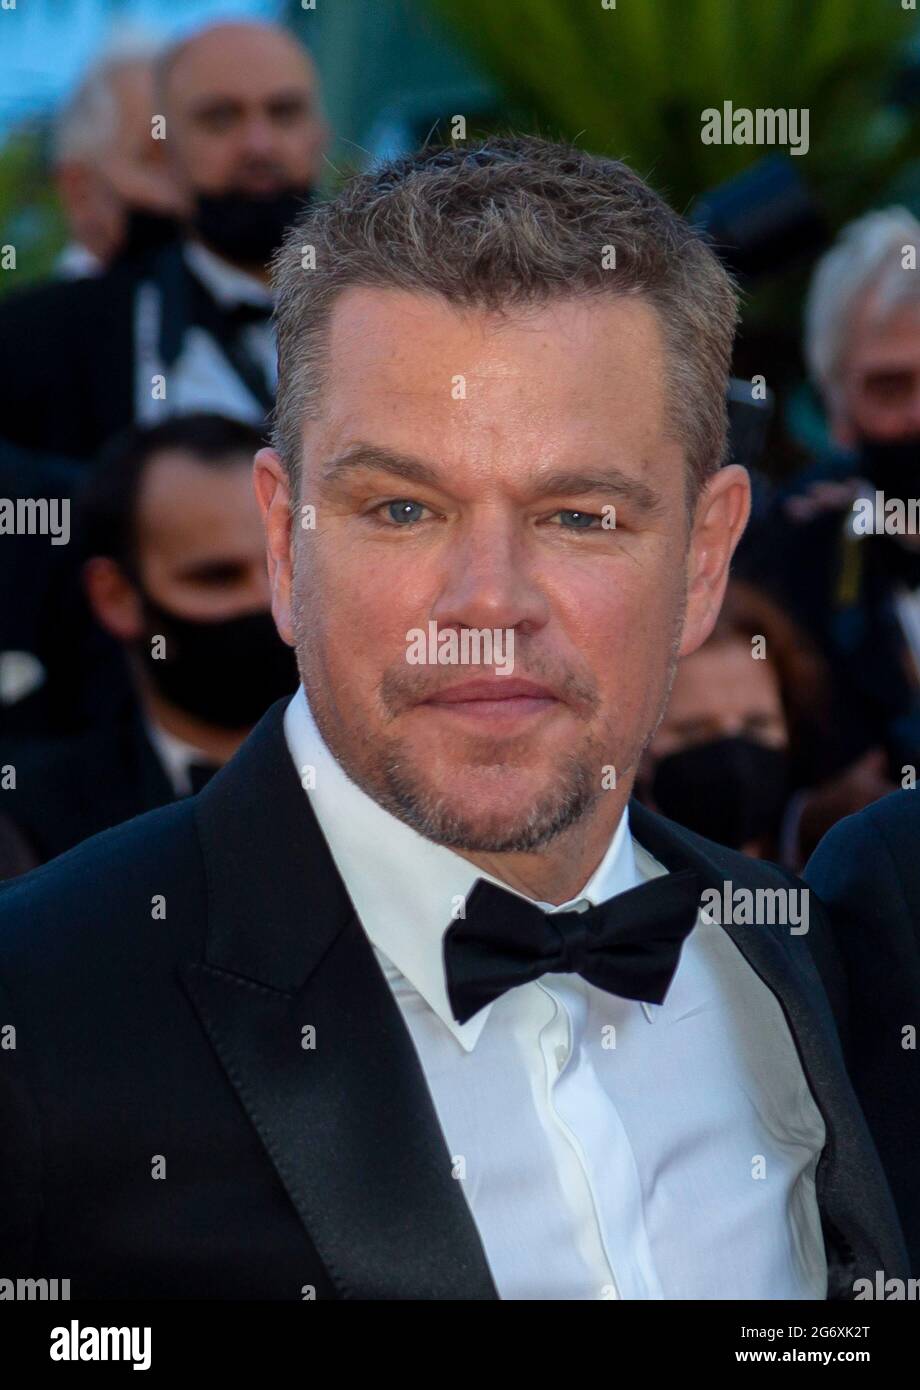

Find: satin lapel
<box><xmin>179</xmin><ymin>701</ymin><xmax>498</xmax><ymax>1300</ymax></box>
<box><xmin>628</xmin><ymin>798</ymin><xmax>909</xmax><ymax>1290</ymax></box>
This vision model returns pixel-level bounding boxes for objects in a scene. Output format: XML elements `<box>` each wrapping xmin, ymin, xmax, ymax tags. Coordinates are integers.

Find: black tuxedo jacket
<box><xmin>0</xmin><ymin>711</ymin><xmax>175</xmax><ymax>866</ymax></box>
<box><xmin>0</xmin><ymin>264</ymin><xmax>137</xmax><ymax>461</ymax></box>
<box><xmin>804</xmin><ymin>789</ymin><xmax>920</xmax><ymax>1275</ymax></box>
<box><xmin>0</xmin><ymin>243</ymin><xmax>270</xmax><ymax>462</ymax></box>
<box><xmin>0</xmin><ymin>699</ymin><xmax>908</xmax><ymax>1299</ymax></box>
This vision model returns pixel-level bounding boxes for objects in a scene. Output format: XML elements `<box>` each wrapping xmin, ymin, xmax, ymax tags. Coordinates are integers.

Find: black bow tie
<box><xmin>444</xmin><ymin>870</ymin><xmax>702</xmax><ymax>1025</ymax></box>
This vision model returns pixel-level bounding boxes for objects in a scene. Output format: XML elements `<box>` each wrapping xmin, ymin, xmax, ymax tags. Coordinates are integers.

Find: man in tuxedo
<box><xmin>0</xmin><ymin>18</ymin><xmax>328</xmax><ymax>458</ymax></box>
<box><xmin>0</xmin><ymin>414</ymin><xmax>298</xmax><ymax>867</ymax></box>
<box><xmin>803</xmin><ymin>788</ymin><xmax>920</xmax><ymax>1275</ymax></box>
<box><xmin>0</xmin><ymin>137</ymin><xmax>908</xmax><ymax>1300</ymax></box>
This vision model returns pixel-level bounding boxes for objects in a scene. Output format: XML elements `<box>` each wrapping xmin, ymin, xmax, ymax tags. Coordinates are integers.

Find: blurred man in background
<box><xmin>53</xmin><ymin>32</ymin><xmax>187</xmax><ymax>277</ymax></box>
<box><xmin>0</xmin><ymin>414</ymin><xmax>298</xmax><ymax>868</ymax></box>
<box><xmin>0</xmin><ymin>17</ymin><xmax>328</xmax><ymax>459</ymax></box>
<box><xmin>741</xmin><ymin>207</ymin><xmax>920</xmax><ymax>849</ymax></box>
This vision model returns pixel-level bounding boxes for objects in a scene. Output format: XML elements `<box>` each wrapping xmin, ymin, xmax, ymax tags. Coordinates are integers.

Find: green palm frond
<box><xmin>426</xmin><ymin>0</ymin><xmax>916</xmax><ymax>219</ymax></box>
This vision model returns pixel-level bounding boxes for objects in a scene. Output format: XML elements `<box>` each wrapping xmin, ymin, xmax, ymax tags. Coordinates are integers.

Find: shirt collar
<box><xmin>283</xmin><ymin>685</ymin><xmax>643</xmax><ymax>1051</ymax></box>
<box><xmin>143</xmin><ymin>718</ymin><xmax>208</xmax><ymax>797</ymax></box>
<box><xmin>183</xmin><ymin>240</ymin><xmax>273</xmax><ymax>311</ymax></box>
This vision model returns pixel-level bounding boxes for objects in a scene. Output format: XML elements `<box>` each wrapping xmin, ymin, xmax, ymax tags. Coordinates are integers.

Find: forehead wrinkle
<box><xmin>320</xmin><ymin>444</ymin><xmax>442</xmax><ymax>490</ymax></box>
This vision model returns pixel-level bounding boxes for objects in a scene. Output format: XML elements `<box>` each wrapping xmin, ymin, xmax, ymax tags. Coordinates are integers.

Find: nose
<box><xmin>429</xmin><ymin>513</ymin><xmax>550</xmax><ymax>638</ymax></box>
<box><xmin>239</xmin><ymin>113</ymin><xmax>282</xmax><ymax>162</ymax></box>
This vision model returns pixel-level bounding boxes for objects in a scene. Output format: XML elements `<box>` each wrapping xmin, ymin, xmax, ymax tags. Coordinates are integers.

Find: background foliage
<box><xmin>427</xmin><ymin>0</ymin><xmax>920</xmax><ymax>225</ymax></box>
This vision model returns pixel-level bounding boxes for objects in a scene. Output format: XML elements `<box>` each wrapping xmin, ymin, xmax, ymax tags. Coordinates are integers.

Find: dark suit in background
<box><xmin>804</xmin><ymin>788</ymin><xmax>920</xmax><ymax>1274</ymax></box>
<box><xmin>0</xmin><ymin>242</ymin><xmax>272</xmax><ymax>462</ymax></box>
<box><xmin>738</xmin><ymin>470</ymin><xmax>920</xmax><ymax>777</ymax></box>
<box><xmin>0</xmin><ymin>263</ymin><xmax>137</xmax><ymax>461</ymax></box>
<box><xmin>0</xmin><ymin>713</ymin><xmax>174</xmax><ymax>865</ymax></box>
<box><xmin>0</xmin><ymin>441</ymin><xmax>130</xmax><ymax>739</ymax></box>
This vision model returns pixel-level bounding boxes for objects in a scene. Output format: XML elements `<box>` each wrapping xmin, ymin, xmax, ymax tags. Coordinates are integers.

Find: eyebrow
<box><xmin>320</xmin><ymin>443</ymin><xmax>664</xmax><ymax>514</ymax></box>
<box><xmin>191</xmin><ymin>89</ymin><xmax>308</xmax><ymax>117</ymax></box>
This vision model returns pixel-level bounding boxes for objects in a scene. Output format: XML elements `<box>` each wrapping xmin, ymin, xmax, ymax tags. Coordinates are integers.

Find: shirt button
<box><xmin>554</xmin><ymin>1043</ymin><xmax>568</xmax><ymax>1072</ymax></box>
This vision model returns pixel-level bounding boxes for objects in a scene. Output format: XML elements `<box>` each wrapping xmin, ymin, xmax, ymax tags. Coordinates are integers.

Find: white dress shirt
<box><xmin>284</xmin><ymin>685</ymin><xmax>828</xmax><ymax>1300</ymax></box>
<box><xmin>54</xmin><ymin>241</ymin><xmax>103</xmax><ymax>279</ymax></box>
<box><xmin>143</xmin><ymin>718</ymin><xmax>210</xmax><ymax>798</ymax></box>
<box><xmin>134</xmin><ymin>240</ymin><xmax>276</xmax><ymax>425</ymax></box>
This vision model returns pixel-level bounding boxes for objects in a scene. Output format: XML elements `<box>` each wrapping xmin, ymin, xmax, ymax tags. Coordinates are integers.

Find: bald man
<box><xmin>158</xmin><ymin>21</ymin><xmax>326</xmax><ymax>283</ymax></box>
<box><xmin>0</xmin><ymin>19</ymin><xmax>329</xmax><ymax>460</ymax></box>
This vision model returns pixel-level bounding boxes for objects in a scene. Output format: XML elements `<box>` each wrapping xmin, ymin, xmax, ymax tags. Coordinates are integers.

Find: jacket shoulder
<box><xmin>808</xmin><ymin>787</ymin><xmax>920</xmax><ymax>878</ymax></box>
<box><xmin>0</xmin><ymin>798</ymin><xmax>205</xmax><ymax>981</ymax></box>
<box><xmin>861</xmin><ymin>786</ymin><xmax>920</xmax><ymax>840</ymax></box>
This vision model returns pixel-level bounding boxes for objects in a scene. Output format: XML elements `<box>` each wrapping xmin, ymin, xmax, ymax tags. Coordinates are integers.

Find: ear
<box><xmin>253</xmin><ymin>447</ymin><xmax>296</xmax><ymax>647</ymax></box>
<box><xmin>83</xmin><ymin>557</ymin><xmax>145</xmax><ymax>641</ymax></box>
<box><xmin>679</xmin><ymin>463</ymin><xmax>751</xmax><ymax>659</ymax></box>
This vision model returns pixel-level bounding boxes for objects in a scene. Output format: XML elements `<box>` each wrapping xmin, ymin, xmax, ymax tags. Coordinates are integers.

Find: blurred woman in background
<box><xmin>637</xmin><ymin>579</ymin><xmax>829</xmax><ymax>866</ymax></box>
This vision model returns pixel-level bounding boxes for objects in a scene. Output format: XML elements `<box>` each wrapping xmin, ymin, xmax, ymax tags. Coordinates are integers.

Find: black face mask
<box><xmin>858</xmin><ymin>435</ymin><xmax>920</xmax><ymax>582</ymax></box>
<box><xmin>115</xmin><ymin>206</ymin><xmax>183</xmax><ymax>264</ymax></box>
<box><xmin>650</xmin><ymin>737</ymin><xmax>789</xmax><ymax>851</ymax></box>
<box><xmin>137</xmin><ymin>594</ymin><xmax>298</xmax><ymax>730</ymax></box>
<box><xmin>858</xmin><ymin>434</ymin><xmax>920</xmax><ymax>496</ymax></box>
<box><xmin>192</xmin><ymin>184</ymin><xmax>315</xmax><ymax>266</ymax></box>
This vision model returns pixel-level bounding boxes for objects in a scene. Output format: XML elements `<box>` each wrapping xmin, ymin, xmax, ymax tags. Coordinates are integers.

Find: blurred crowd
<box><xmin>2</xmin><ymin>15</ymin><xmax>920</xmax><ymax>878</ymax></box>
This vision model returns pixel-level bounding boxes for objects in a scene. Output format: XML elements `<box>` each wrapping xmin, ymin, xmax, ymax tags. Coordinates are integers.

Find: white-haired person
<box><xmin>739</xmin><ymin>207</ymin><xmax>920</xmax><ymax>858</ymax></box>
<box><xmin>53</xmin><ymin>30</ymin><xmax>186</xmax><ymax>276</ymax></box>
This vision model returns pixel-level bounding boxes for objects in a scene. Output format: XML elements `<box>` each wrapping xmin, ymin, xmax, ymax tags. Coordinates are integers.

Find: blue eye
<box><xmin>386</xmin><ymin>500</ymin><xmax>426</xmax><ymax>524</ymax></box>
<box><xmin>556</xmin><ymin>509</ymin><xmax>597</xmax><ymax>529</ymax></box>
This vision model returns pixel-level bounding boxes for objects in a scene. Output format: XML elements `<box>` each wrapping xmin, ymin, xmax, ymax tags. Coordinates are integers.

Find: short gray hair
<box><xmin>271</xmin><ymin>136</ymin><xmax>738</xmax><ymax>503</ymax></box>
<box><xmin>54</xmin><ymin>30</ymin><xmax>162</xmax><ymax>165</ymax></box>
<box><xmin>805</xmin><ymin>206</ymin><xmax>920</xmax><ymax>402</ymax></box>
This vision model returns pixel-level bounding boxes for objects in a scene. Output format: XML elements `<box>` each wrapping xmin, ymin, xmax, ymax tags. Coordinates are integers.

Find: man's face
<box><xmin>836</xmin><ymin>298</ymin><xmax>920</xmax><ymax>444</ymax></box>
<box><xmin>136</xmin><ymin>449</ymin><xmax>269</xmax><ymax>619</ymax></box>
<box><xmin>258</xmin><ymin>289</ymin><xmax>747</xmax><ymax>854</ymax></box>
<box><xmin>162</xmin><ymin>25</ymin><xmax>326</xmax><ymax>201</ymax></box>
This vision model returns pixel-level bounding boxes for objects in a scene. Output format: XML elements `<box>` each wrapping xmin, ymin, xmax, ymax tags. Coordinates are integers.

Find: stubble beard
<box><xmin>292</xmin><ymin>581</ymin><xmax>686</xmax><ymax>855</ymax></box>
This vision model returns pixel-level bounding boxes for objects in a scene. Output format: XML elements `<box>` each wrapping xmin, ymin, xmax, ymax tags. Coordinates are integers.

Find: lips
<box><xmin>422</xmin><ymin>678</ymin><xmax>558</xmax><ymax>705</ymax></box>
